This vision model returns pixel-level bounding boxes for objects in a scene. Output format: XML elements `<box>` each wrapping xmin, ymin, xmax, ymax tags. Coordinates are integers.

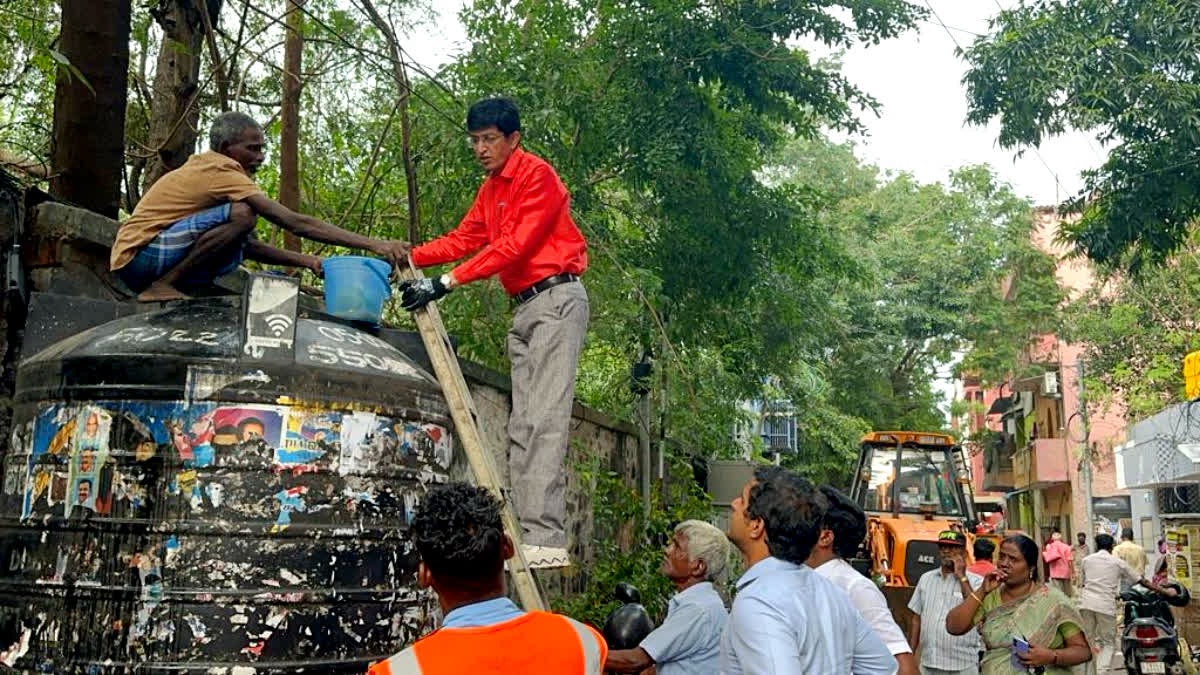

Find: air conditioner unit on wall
<box><xmin>1018</xmin><ymin>391</ymin><xmax>1035</xmax><ymax>416</ymax></box>
<box><xmin>1042</xmin><ymin>371</ymin><xmax>1060</xmax><ymax>398</ymax></box>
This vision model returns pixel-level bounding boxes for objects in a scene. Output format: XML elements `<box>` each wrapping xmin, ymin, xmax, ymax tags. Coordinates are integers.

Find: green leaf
<box><xmin>46</xmin><ymin>46</ymin><xmax>95</xmax><ymax>97</ymax></box>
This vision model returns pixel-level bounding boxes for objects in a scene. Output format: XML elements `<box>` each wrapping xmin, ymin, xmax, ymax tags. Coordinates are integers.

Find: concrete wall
<box><xmin>1131</xmin><ymin>488</ymin><xmax>1160</xmax><ymax>553</ymax></box>
<box><xmin>457</xmin><ymin>359</ymin><xmax>638</xmax><ymax>588</ymax></box>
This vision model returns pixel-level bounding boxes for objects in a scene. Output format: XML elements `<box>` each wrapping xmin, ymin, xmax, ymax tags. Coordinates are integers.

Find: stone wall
<box><xmin>0</xmin><ymin>196</ymin><xmax>641</xmax><ymax>599</ymax></box>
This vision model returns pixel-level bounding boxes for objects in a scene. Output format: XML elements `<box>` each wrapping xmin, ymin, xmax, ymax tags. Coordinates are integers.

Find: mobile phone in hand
<box><xmin>1011</xmin><ymin>637</ymin><xmax>1030</xmax><ymax>670</ymax></box>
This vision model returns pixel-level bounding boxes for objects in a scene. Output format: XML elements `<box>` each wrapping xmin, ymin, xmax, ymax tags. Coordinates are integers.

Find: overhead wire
<box><xmin>925</xmin><ymin>0</ymin><xmax>1070</xmax><ymax>203</ymax></box>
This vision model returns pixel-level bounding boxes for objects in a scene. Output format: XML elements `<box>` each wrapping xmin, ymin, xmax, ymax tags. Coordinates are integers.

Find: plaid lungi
<box><xmin>118</xmin><ymin>203</ymin><xmax>243</xmax><ymax>291</ymax></box>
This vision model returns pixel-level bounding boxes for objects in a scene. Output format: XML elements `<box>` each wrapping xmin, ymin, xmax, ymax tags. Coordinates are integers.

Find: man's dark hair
<box><xmin>412</xmin><ymin>483</ymin><xmax>504</xmax><ymax>587</ymax></box>
<box><xmin>973</xmin><ymin>537</ymin><xmax>995</xmax><ymax>561</ymax></box>
<box><xmin>747</xmin><ymin>466</ymin><xmax>828</xmax><ymax>564</ymax></box>
<box><xmin>819</xmin><ymin>485</ymin><xmax>865</xmax><ymax>559</ymax></box>
<box><xmin>1096</xmin><ymin>533</ymin><xmax>1115</xmax><ymax>552</ymax></box>
<box><xmin>467</xmin><ymin>98</ymin><xmax>521</xmax><ymax>135</ymax></box>
<box><xmin>1122</xmin><ymin>527</ymin><xmax>1135</xmax><ymax>541</ymax></box>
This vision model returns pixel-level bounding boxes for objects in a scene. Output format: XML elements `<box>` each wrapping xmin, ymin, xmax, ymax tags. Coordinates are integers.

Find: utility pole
<box><xmin>1077</xmin><ymin>358</ymin><xmax>1096</xmax><ymax>551</ymax></box>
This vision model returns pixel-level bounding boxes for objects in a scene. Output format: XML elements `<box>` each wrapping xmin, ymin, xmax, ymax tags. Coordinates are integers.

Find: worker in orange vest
<box><xmin>367</xmin><ymin>483</ymin><xmax>607</xmax><ymax>674</ymax></box>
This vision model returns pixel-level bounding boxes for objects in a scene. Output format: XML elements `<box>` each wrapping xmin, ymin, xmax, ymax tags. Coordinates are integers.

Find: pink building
<box><xmin>963</xmin><ymin>208</ymin><xmax>1128</xmax><ymax>545</ymax></box>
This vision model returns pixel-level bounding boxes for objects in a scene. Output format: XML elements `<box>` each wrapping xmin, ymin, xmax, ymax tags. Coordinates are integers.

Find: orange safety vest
<box><xmin>367</xmin><ymin>611</ymin><xmax>607</xmax><ymax>674</ymax></box>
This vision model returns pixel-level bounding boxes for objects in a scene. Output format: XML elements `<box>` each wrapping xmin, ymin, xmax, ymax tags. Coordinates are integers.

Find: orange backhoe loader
<box><xmin>848</xmin><ymin>431</ymin><xmax>978</xmax><ymax>629</ymax></box>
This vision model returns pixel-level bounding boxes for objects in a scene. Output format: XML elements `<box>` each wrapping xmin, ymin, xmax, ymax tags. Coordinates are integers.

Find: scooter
<box><xmin>1121</xmin><ymin>580</ymin><xmax>1191</xmax><ymax>675</ymax></box>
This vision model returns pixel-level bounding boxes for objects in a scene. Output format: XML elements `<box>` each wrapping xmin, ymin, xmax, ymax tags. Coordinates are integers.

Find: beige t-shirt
<box><xmin>110</xmin><ymin>151</ymin><xmax>265</xmax><ymax>270</ymax></box>
<box><xmin>1114</xmin><ymin>540</ymin><xmax>1148</xmax><ymax>577</ymax></box>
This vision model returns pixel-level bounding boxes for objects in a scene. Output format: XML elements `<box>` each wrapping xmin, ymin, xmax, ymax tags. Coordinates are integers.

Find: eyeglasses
<box><xmin>466</xmin><ymin>133</ymin><xmax>507</xmax><ymax>148</ymax></box>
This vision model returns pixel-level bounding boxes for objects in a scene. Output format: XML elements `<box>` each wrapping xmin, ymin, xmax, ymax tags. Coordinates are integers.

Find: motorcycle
<box><xmin>1121</xmin><ymin>580</ymin><xmax>1191</xmax><ymax>675</ymax></box>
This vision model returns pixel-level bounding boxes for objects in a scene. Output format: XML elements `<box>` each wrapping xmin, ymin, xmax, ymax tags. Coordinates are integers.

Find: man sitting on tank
<box><xmin>110</xmin><ymin>111</ymin><xmax>408</xmax><ymax>302</ymax></box>
<box><xmin>367</xmin><ymin>482</ymin><xmax>607</xmax><ymax>674</ymax></box>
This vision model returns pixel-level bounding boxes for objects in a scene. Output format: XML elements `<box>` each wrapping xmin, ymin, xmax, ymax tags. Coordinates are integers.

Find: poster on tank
<box><xmin>278</xmin><ymin>411</ymin><xmax>341</xmax><ymax>467</ymax></box>
<box><xmin>23</xmin><ymin>405</ymin><xmax>76</xmax><ymax>518</ymax></box>
<box><xmin>209</xmin><ymin>406</ymin><xmax>285</xmax><ymax>450</ymax></box>
<box><xmin>66</xmin><ymin>406</ymin><xmax>114</xmax><ymax>516</ymax></box>
<box><xmin>339</xmin><ymin>411</ymin><xmax>385</xmax><ymax>476</ymax></box>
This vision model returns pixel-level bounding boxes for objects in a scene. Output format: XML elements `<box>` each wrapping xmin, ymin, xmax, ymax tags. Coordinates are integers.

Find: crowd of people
<box><xmin>363</xmin><ymin>467</ymin><xmax>1183</xmax><ymax>675</ymax></box>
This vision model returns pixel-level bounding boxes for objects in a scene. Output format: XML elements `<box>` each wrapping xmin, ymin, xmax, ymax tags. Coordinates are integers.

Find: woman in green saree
<box><xmin>946</xmin><ymin>534</ymin><xmax>1092</xmax><ymax>674</ymax></box>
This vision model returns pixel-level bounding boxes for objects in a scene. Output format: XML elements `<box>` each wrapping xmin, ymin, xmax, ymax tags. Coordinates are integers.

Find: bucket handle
<box><xmin>368</xmin><ymin>259</ymin><xmax>393</xmax><ymax>293</ymax></box>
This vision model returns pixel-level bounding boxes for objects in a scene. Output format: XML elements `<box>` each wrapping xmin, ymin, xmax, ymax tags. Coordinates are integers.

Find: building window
<box><xmin>761</xmin><ymin>410</ymin><xmax>796</xmax><ymax>453</ymax></box>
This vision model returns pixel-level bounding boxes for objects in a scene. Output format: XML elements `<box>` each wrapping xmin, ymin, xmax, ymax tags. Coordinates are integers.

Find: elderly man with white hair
<box><xmin>605</xmin><ymin>519</ymin><xmax>731</xmax><ymax>674</ymax></box>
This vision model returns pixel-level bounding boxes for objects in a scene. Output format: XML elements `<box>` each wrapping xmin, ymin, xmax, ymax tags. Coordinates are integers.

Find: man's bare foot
<box><xmin>137</xmin><ymin>281</ymin><xmax>191</xmax><ymax>302</ymax></box>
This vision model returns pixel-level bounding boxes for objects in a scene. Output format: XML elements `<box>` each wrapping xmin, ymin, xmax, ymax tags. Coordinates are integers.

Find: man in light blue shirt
<box><xmin>606</xmin><ymin>519</ymin><xmax>730</xmax><ymax>674</ymax></box>
<box><xmin>721</xmin><ymin>466</ymin><xmax>897</xmax><ymax>675</ymax></box>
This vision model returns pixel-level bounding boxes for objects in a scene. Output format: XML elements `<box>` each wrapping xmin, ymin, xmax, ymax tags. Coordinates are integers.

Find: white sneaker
<box><xmin>520</xmin><ymin>544</ymin><xmax>570</xmax><ymax>569</ymax></box>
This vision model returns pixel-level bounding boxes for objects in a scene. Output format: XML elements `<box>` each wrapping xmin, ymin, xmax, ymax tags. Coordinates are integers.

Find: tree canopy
<box><xmin>764</xmin><ymin>138</ymin><xmax>1061</xmax><ymax>483</ymax></box>
<box><xmin>962</xmin><ymin>0</ymin><xmax>1200</xmax><ymax>272</ymax></box>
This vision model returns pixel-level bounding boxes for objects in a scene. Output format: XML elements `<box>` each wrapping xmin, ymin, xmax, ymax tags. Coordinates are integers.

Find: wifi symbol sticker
<box><xmin>266</xmin><ymin>314</ymin><xmax>294</xmax><ymax>337</ymax></box>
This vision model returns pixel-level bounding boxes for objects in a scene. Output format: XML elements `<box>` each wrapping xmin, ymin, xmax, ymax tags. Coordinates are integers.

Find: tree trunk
<box><xmin>141</xmin><ymin>0</ymin><xmax>216</xmax><ymax>191</ymax></box>
<box><xmin>279</xmin><ymin>0</ymin><xmax>303</xmax><ymax>252</ymax></box>
<box><xmin>50</xmin><ymin>0</ymin><xmax>132</xmax><ymax>218</ymax></box>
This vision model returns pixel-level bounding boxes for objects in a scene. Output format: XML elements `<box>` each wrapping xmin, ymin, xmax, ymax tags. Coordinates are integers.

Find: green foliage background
<box><xmin>963</xmin><ymin>0</ymin><xmax>1200</xmax><ymax>273</ymax></box>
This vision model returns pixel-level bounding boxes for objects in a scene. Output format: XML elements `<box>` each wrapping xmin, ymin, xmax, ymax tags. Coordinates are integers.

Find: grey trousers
<box><xmin>507</xmin><ymin>280</ymin><xmax>589</xmax><ymax>547</ymax></box>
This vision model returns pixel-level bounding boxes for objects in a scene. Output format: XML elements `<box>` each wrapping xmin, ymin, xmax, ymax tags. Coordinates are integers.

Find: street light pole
<box><xmin>1077</xmin><ymin>358</ymin><xmax>1096</xmax><ymax>549</ymax></box>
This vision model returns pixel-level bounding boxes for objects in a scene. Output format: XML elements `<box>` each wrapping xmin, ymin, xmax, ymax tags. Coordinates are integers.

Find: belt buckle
<box><xmin>516</xmin><ymin>284</ymin><xmax>538</xmax><ymax>305</ymax></box>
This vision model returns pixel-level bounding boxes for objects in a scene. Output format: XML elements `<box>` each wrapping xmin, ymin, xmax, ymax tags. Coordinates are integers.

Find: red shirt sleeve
<box><xmin>410</xmin><ymin>190</ymin><xmax>489</xmax><ymax>267</ymax></box>
<box><xmin>447</xmin><ymin>164</ymin><xmax>567</xmax><ymax>285</ymax></box>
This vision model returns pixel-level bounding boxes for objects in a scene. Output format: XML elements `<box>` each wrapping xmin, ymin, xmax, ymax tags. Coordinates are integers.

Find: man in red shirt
<box><xmin>399</xmin><ymin>98</ymin><xmax>588</xmax><ymax>569</ymax></box>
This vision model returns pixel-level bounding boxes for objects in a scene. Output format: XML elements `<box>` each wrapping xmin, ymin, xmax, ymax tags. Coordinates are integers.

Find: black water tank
<box><xmin>0</xmin><ymin>298</ymin><xmax>454</xmax><ymax>672</ymax></box>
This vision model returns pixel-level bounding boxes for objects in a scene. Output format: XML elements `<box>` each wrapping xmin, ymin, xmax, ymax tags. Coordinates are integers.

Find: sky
<box><xmin>403</xmin><ymin>0</ymin><xmax>1102</xmax><ymax>207</ymax></box>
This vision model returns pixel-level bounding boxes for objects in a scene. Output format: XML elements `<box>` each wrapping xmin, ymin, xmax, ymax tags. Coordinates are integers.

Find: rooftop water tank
<box><xmin>0</xmin><ymin>280</ymin><xmax>453</xmax><ymax>673</ymax></box>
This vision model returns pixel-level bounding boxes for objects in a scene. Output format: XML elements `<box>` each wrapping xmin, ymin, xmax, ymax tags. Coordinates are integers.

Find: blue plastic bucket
<box><xmin>321</xmin><ymin>255</ymin><xmax>392</xmax><ymax>323</ymax></box>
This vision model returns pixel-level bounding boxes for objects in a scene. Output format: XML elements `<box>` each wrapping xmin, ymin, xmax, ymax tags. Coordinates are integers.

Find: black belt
<box><xmin>513</xmin><ymin>274</ymin><xmax>580</xmax><ymax>304</ymax></box>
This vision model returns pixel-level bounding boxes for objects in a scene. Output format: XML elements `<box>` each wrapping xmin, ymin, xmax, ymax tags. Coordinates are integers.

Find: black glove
<box><xmin>399</xmin><ymin>276</ymin><xmax>451</xmax><ymax>311</ymax></box>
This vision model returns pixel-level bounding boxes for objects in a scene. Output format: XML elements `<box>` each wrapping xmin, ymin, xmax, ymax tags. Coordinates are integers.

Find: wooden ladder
<box><xmin>397</xmin><ymin>260</ymin><xmax>547</xmax><ymax>612</ymax></box>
